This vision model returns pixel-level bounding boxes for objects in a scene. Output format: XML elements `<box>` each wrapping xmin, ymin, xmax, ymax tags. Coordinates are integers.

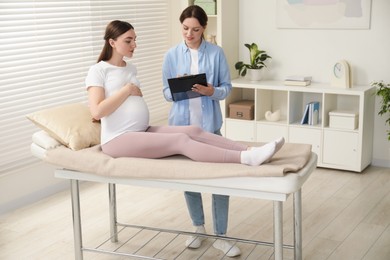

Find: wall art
<box><xmin>276</xmin><ymin>0</ymin><xmax>372</xmax><ymax>29</ymax></box>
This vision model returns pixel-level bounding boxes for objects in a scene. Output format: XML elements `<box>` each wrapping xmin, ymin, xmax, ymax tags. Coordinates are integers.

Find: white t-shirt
<box><xmin>85</xmin><ymin>61</ymin><xmax>149</xmax><ymax>145</ymax></box>
<box><xmin>189</xmin><ymin>48</ymin><xmax>203</xmax><ymax>127</ymax></box>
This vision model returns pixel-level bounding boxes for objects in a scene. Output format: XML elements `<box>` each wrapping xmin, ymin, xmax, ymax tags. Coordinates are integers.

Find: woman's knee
<box><xmin>185</xmin><ymin>125</ymin><xmax>203</xmax><ymax>135</ymax></box>
<box><xmin>173</xmin><ymin>132</ymin><xmax>191</xmax><ymax>144</ymax></box>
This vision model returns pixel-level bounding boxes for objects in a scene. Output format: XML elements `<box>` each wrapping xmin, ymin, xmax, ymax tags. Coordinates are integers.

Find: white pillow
<box><xmin>26</xmin><ymin>103</ymin><xmax>101</xmax><ymax>150</ymax></box>
<box><xmin>32</xmin><ymin>130</ymin><xmax>62</xmax><ymax>149</ymax></box>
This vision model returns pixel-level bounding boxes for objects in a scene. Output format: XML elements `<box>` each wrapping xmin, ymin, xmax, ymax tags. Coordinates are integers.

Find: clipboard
<box><xmin>168</xmin><ymin>73</ymin><xmax>207</xmax><ymax>101</ymax></box>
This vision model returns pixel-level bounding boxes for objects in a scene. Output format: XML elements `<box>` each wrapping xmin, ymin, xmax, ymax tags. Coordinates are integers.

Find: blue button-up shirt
<box><xmin>162</xmin><ymin>40</ymin><xmax>232</xmax><ymax>133</ymax></box>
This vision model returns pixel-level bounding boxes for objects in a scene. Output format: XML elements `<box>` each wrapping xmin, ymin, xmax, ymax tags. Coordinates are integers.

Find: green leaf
<box><xmin>236</xmin><ymin>42</ymin><xmax>271</xmax><ymax>73</ymax></box>
<box><xmin>372</xmin><ymin>80</ymin><xmax>390</xmax><ymax>140</ymax></box>
<box><xmin>235</xmin><ymin>61</ymin><xmax>244</xmax><ymax>70</ymax></box>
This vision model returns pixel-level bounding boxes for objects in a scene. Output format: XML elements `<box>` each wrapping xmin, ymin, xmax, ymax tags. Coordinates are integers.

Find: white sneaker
<box><xmin>213</xmin><ymin>239</ymin><xmax>241</xmax><ymax>257</ymax></box>
<box><xmin>185</xmin><ymin>225</ymin><xmax>206</xmax><ymax>249</ymax></box>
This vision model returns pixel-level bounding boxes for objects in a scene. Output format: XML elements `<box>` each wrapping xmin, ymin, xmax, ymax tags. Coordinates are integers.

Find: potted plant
<box><xmin>371</xmin><ymin>81</ymin><xmax>390</xmax><ymax>140</ymax></box>
<box><xmin>235</xmin><ymin>43</ymin><xmax>272</xmax><ymax>81</ymax></box>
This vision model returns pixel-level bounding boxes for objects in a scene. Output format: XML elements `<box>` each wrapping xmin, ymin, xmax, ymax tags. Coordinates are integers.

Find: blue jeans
<box><xmin>184</xmin><ymin>129</ymin><xmax>230</xmax><ymax>235</ymax></box>
<box><xmin>184</xmin><ymin>191</ymin><xmax>229</xmax><ymax>235</ymax></box>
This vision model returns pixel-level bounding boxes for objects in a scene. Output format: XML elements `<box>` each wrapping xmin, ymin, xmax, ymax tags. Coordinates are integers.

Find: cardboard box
<box><xmin>229</xmin><ymin>100</ymin><xmax>254</xmax><ymax>120</ymax></box>
<box><xmin>329</xmin><ymin>111</ymin><xmax>358</xmax><ymax>130</ymax></box>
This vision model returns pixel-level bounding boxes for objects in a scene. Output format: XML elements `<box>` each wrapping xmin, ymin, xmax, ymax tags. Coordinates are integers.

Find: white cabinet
<box><xmin>323</xmin><ymin>130</ymin><xmax>359</xmax><ymax>169</ymax></box>
<box><xmin>289</xmin><ymin>127</ymin><xmax>322</xmax><ymax>160</ymax></box>
<box><xmin>225</xmin><ymin>120</ymin><xmax>255</xmax><ymax>142</ymax></box>
<box><xmin>224</xmin><ymin>78</ymin><xmax>376</xmax><ymax>172</ymax></box>
<box><xmin>256</xmin><ymin>124</ymin><xmax>288</xmax><ymax>143</ymax></box>
<box><xmin>183</xmin><ymin>0</ymin><xmax>239</xmax><ymax>133</ymax></box>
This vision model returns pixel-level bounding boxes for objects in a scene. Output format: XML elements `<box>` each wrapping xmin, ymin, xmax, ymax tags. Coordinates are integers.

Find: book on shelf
<box><xmin>301</xmin><ymin>101</ymin><xmax>320</xmax><ymax>125</ymax></box>
<box><xmin>284</xmin><ymin>75</ymin><xmax>312</xmax><ymax>86</ymax></box>
<box><xmin>284</xmin><ymin>80</ymin><xmax>311</xmax><ymax>86</ymax></box>
<box><xmin>300</xmin><ymin>103</ymin><xmax>310</xmax><ymax>124</ymax></box>
<box><xmin>309</xmin><ymin>101</ymin><xmax>320</xmax><ymax>125</ymax></box>
<box><xmin>285</xmin><ymin>75</ymin><xmax>312</xmax><ymax>81</ymax></box>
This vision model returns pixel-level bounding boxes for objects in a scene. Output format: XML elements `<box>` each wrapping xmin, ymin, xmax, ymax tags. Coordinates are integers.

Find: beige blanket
<box><xmin>43</xmin><ymin>142</ymin><xmax>312</xmax><ymax>179</ymax></box>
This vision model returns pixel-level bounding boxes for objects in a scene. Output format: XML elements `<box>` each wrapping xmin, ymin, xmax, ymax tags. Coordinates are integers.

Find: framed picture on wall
<box><xmin>276</xmin><ymin>0</ymin><xmax>372</xmax><ymax>29</ymax></box>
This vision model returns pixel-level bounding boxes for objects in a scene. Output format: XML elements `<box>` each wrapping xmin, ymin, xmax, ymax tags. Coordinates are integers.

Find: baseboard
<box><xmin>371</xmin><ymin>158</ymin><xmax>390</xmax><ymax>169</ymax></box>
<box><xmin>0</xmin><ymin>162</ymin><xmax>68</xmax><ymax>216</ymax></box>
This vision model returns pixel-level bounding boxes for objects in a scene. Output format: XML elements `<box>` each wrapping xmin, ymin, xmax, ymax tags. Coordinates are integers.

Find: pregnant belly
<box><xmin>111</xmin><ymin>96</ymin><xmax>150</xmax><ymax>132</ymax></box>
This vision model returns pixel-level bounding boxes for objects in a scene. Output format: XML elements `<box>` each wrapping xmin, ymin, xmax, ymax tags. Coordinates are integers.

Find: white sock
<box><xmin>241</xmin><ymin>141</ymin><xmax>276</xmax><ymax>166</ymax></box>
<box><xmin>262</xmin><ymin>136</ymin><xmax>286</xmax><ymax>163</ymax></box>
<box><xmin>274</xmin><ymin>136</ymin><xmax>285</xmax><ymax>154</ymax></box>
<box><xmin>247</xmin><ymin>137</ymin><xmax>284</xmax><ymax>152</ymax></box>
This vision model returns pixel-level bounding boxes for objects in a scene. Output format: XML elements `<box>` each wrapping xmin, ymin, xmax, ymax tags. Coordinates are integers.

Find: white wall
<box><xmin>238</xmin><ymin>0</ymin><xmax>389</xmax><ymax>168</ymax></box>
<box><xmin>0</xmin><ymin>162</ymin><xmax>68</xmax><ymax>215</ymax></box>
<box><xmin>169</xmin><ymin>0</ymin><xmax>188</xmax><ymax>46</ymax></box>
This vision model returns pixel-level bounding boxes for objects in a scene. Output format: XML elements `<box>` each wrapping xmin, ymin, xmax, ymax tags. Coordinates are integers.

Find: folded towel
<box><xmin>41</xmin><ymin>142</ymin><xmax>312</xmax><ymax>179</ymax></box>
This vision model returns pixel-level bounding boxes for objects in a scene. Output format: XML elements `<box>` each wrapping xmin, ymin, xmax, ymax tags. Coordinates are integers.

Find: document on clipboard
<box><xmin>167</xmin><ymin>73</ymin><xmax>207</xmax><ymax>101</ymax></box>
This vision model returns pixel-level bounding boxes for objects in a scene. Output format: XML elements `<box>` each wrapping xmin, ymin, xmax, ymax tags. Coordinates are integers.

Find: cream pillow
<box><xmin>26</xmin><ymin>103</ymin><xmax>101</xmax><ymax>150</ymax></box>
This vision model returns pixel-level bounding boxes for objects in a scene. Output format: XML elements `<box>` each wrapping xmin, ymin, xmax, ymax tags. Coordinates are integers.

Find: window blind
<box><xmin>0</xmin><ymin>0</ymin><xmax>170</xmax><ymax>175</ymax></box>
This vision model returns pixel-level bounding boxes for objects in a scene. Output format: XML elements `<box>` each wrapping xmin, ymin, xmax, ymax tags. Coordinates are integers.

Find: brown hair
<box><xmin>97</xmin><ymin>20</ymin><xmax>134</xmax><ymax>62</ymax></box>
<box><xmin>179</xmin><ymin>5</ymin><xmax>208</xmax><ymax>38</ymax></box>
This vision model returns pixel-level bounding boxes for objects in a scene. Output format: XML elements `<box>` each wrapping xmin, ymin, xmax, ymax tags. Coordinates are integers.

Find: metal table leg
<box><xmin>294</xmin><ymin>189</ymin><xmax>302</xmax><ymax>260</ymax></box>
<box><xmin>273</xmin><ymin>201</ymin><xmax>283</xmax><ymax>260</ymax></box>
<box><xmin>70</xmin><ymin>179</ymin><xmax>83</xmax><ymax>260</ymax></box>
<box><xmin>109</xmin><ymin>183</ymin><xmax>118</xmax><ymax>242</ymax></box>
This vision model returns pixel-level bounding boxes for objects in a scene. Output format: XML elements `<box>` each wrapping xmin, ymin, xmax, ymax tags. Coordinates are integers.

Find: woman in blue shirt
<box><xmin>162</xmin><ymin>5</ymin><xmax>240</xmax><ymax>257</ymax></box>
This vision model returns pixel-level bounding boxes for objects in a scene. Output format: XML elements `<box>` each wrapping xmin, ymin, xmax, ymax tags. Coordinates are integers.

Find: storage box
<box><xmin>329</xmin><ymin>111</ymin><xmax>358</xmax><ymax>130</ymax></box>
<box><xmin>194</xmin><ymin>0</ymin><xmax>216</xmax><ymax>15</ymax></box>
<box><xmin>229</xmin><ymin>100</ymin><xmax>254</xmax><ymax>120</ymax></box>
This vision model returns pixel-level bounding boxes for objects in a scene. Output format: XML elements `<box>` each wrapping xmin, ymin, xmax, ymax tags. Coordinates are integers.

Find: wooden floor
<box><xmin>0</xmin><ymin>166</ymin><xmax>389</xmax><ymax>259</ymax></box>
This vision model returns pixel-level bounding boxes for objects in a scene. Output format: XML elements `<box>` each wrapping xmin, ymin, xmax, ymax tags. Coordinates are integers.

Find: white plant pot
<box><xmin>246</xmin><ymin>69</ymin><xmax>264</xmax><ymax>81</ymax></box>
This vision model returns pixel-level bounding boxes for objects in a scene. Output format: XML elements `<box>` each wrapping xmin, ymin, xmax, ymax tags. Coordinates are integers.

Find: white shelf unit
<box><xmin>184</xmin><ymin>0</ymin><xmax>239</xmax><ymax>133</ymax></box>
<box><xmin>224</xmin><ymin>78</ymin><xmax>376</xmax><ymax>172</ymax></box>
<box><xmin>185</xmin><ymin>0</ymin><xmax>239</xmax><ymax>74</ymax></box>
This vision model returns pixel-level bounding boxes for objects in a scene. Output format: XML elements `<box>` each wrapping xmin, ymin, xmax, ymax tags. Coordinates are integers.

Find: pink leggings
<box><xmin>102</xmin><ymin>125</ymin><xmax>248</xmax><ymax>163</ymax></box>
